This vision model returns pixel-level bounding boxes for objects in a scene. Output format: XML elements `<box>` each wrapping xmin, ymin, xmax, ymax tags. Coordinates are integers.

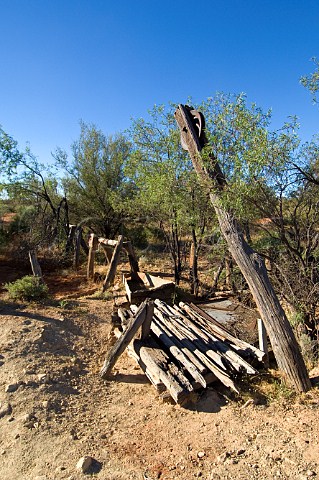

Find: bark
<box><xmin>175</xmin><ymin>104</ymin><xmax>311</xmax><ymax>392</ymax></box>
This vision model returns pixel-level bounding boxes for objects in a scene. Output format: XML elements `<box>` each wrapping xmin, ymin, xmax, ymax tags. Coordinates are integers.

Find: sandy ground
<box><xmin>0</xmin><ymin>264</ymin><xmax>318</xmax><ymax>480</ymax></box>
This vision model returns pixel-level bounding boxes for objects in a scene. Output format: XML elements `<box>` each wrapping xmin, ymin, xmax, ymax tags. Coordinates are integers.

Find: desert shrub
<box><xmin>5</xmin><ymin>276</ymin><xmax>49</xmax><ymax>301</ymax></box>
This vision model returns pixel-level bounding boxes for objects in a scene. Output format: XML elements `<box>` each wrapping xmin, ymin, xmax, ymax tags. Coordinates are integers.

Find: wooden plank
<box><xmin>153</xmin><ymin>311</ymin><xmax>208</xmax><ymax>375</ymax></box>
<box><xmin>258</xmin><ymin>318</ymin><xmax>269</xmax><ymax>368</ymax></box>
<box><xmin>140</xmin><ymin>300</ymin><xmax>154</xmax><ymax>340</ymax></box>
<box><xmin>132</xmin><ymin>337</ymin><xmax>192</xmax><ymax>404</ymax></box>
<box><xmin>87</xmin><ymin>233</ymin><xmax>98</xmax><ymax>280</ymax></box>
<box><xmin>173</xmin><ymin>305</ymin><xmax>257</xmax><ymax>375</ymax></box>
<box><xmin>100</xmin><ymin>299</ymin><xmax>148</xmax><ymax>378</ymax></box>
<box><xmin>182</xmin><ymin>302</ymin><xmax>266</xmax><ymax>362</ymax></box>
<box><xmin>151</xmin><ymin>317</ymin><xmax>207</xmax><ymax>387</ymax></box>
<box><xmin>102</xmin><ymin>235</ymin><xmax>124</xmax><ymax>292</ymax></box>
<box><xmin>154</xmin><ymin>301</ymin><xmax>239</xmax><ymax>392</ymax></box>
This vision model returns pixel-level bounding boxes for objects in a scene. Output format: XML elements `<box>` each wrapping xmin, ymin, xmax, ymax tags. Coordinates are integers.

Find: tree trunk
<box><xmin>175</xmin><ymin>104</ymin><xmax>311</xmax><ymax>393</ymax></box>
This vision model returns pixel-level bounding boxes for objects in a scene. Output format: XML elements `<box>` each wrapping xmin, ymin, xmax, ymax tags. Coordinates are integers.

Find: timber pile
<box><xmin>101</xmin><ymin>299</ymin><xmax>266</xmax><ymax>405</ymax></box>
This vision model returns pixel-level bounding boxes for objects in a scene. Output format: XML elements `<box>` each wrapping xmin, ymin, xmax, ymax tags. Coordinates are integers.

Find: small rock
<box><xmin>237</xmin><ymin>448</ymin><xmax>246</xmax><ymax>456</ymax></box>
<box><xmin>306</xmin><ymin>471</ymin><xmax>316</xmax><ymax>477</ymax></box>
<box><xmin>76</xmin><ymin>456</ymin><xmax>93</xmax><ymax>473</ymax></box>
<box><xmin>197</xmin><ymin>451</ymin><xmax>205</xmax><ymax>458</ymax></box>
<box><xmin>23</xmin><ymin>368</ymin><xmax>35</xmax><ymax>375</ymax></box>
<box><xmin>55</xmin><ymin>466</ymin><xmax>66</xmax><ymax>472</ymax></box>
<box><xmin>0</xmin><ymin>402</ymin><xmax>12</xmax><ymax>418</ymax></box>
<box><xmin>5</xmin><ymin>383</ymin><xmax>20</xmax><ymax>393</ymax></box>
<box><xmin>42</xmin><ymin>401</ymin><xmax>49</xmax><ymax>409</ymax></box>
<box><xmin>22</xmin><ymin>413</ymin><xmax>36</xmax><ymax>428</ymax></box>
<box><xmin>37</xmin><ymin>373</ymin><xmax>50</xmax><ymax>384</ymax></box>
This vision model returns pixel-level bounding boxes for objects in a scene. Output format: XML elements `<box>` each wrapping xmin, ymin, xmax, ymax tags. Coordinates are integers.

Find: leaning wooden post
<box><xmin>100</xmin><ymin>299</ymin><xmax>148</xmax><ymax>378</ymax></box>
<box><xmin>87</xmin><ymin>234</ymin><xmax>98</xmax><ymax>280</ymax></box>
<box><xmin>102</xmin><ymin>235</ymin><xmax>124</xmax><ymax>292</ymax></box>
<box><xmin>123</xmin><ymin>241</ymin><xmax>140</xmax><ymax>280</ymax></box>
<box><xmin>175</xmin><ymin>104</ymin><xmax>311</xmax><ymax>392</ymax></box>
<box><xmin>29</xmin><ymin>250</ymin><xmax>43</xmax><ymax>283</ymax></box>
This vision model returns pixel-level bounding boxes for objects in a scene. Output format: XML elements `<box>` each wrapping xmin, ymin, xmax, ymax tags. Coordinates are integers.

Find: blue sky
<box><xmin>1</xmin><ymin>0</ymin><xmax>319</xmax><ymax>164</ymax></box>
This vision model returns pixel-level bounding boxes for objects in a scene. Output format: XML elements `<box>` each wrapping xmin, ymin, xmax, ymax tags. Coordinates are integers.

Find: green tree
<box><xmin>0</xmin><ymin>126</ymin><xmax>69</xmax><ymax>248</ymax></box>
<box><xmin>129</xmin><ymin>105</ymin><xmax>214</xmax><ymax>288</ymax></box>
<box><xmin>55</xmin><ymin>121</ymin><xmax>133</xmax><ymax>238</ymax></box>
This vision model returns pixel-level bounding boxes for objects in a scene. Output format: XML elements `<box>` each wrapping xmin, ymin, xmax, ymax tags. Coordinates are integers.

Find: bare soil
<box><xmin>0</xmin><ymin>255</ymin><xmax>319</xmax><ymax>480</ymax></box>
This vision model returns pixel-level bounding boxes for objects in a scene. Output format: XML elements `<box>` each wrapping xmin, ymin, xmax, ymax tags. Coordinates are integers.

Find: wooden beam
<box><xmin>102</xmin><ymin>235</ymin><xmax>124</xmax><ymax>292</ymax></box>
<box><xmin>87</xmin><ymin>233</ymin><xmax>99</xmax><ymax>280</ymax></box>
<box><xmin>140</xmin><ymin>300</ymin><xmax>154</xmax><ymax>340</ymax></box>
<box><xmin>100</xmin><ymin>299</ymin><xmax>148</xmax><ymax>378</ymax></box>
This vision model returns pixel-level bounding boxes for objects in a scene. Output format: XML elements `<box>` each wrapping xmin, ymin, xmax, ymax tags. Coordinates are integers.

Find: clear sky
<box><xmin>1</xmin><ymin>0</ymin><xmax>319</xmax><ymax>164</ymax></box>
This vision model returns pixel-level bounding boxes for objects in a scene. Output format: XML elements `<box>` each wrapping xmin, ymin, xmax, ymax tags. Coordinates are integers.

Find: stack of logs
<box><xmin>100</xmin><ymin>299</ymin><xmax>266</xmax><ymax>405</ymax></box>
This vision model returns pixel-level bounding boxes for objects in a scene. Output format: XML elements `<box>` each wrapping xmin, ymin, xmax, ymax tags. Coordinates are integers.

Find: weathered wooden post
<box><xmin>87</xmin><ymin>233</ymin><xmax>99</xmax><ymax>280</ymax></box>
<box><xmin>29</xmin><ymin>250</ymin><xmax>43</xmax><ymax>282</ymax></box>
<box><xmin>102</xmin><ymin>235</ymin><xmax>124</xmax><ymax>292</ymax></box>
<box><xmin>175</xmin><ymin>104</ymin><xmax>311</xmax><ymax>392</ymax></box>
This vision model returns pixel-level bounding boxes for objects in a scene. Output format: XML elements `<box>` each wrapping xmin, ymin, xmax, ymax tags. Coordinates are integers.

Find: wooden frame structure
<box><xmin>86</xmin><ymin>234</ymin><xmax>140</xmax><ymax>292</ymax></box>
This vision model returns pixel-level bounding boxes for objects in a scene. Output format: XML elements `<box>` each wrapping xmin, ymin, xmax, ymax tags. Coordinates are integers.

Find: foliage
<box><xmin>5</xmin><ymin>276</ymin><xmax>49</xmax><ymax>301</ymax></box>
<box><xmin>0</xmin><ymin>126</ymin><xmax>69</xmax><ymax>248</ymax></box>
<box><xmin>55</xmin><ymin>121</ymin><xmax>133</xmax><ymax>238</ymax></box>
<box><xmin>128</xmin><ymin>104</ymin><xmax>215</xmax><ymax>285</ymax></box>
<box><xmin>300</xmin><ymin>57</ymin><xmax>319</xmax><ymax>104</ymax></box>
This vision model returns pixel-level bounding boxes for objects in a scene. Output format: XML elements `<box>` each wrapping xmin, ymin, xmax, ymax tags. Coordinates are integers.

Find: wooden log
<box><xmin>127</xmin><ymin>341</ymin><xmax>166</xmax><ymax>393</ymax></box>
<box><xmin>154</xmin><ymin>302</ymin><xmax>238</xmax><ymax>392</ymax></box>
<box><xmin>87</xmin><ymin>233</ymin><xmax>98</xmax><ymax>280</ymax></box>
<box><xmin>175</xmin><ymin>104</ymin><xmax>310</xmax><ymax>392</ymax></box>
<box><xmin>98</xmin><ymin>237</ymin><xmax>118</xmax><ymax>247</ymax></box>
<box><xmin>132</xmin><ymin>337</ymin><xmax>193</xmax><ymax>404</ymax></box>
<box><xmin>183</xmin><ymin>302</ymin><xmax>265</xmax><ymax>362</ymax></box>
<box><xmin>173</xmin><ymin>304</ymin><xmax>257</xmax><ymax>375</ymax></box>
<box><xmin>100</xmin><ymin>299</ymin><xmax>148</xmax><ymax>378</ymax></box>
<box><xmin>102</xmin><ymin>235</ymin><xmax>124</xmax><ymax>292</ymax></box>
<box><xmin>29</xmin><ymin>250</ymin><xmax>43</xmax><ymax>281</ymax></box>
<box><xmin>153</xmin><ymin>311</ymin><xmax>208</xmax><ymax>376</ymax></box>
<box><xmin>140</xmin><ymin>300</ymin><xmax>154</xmax><ymax>340</ymax></box>
<box><xmin>151</xmin><ymin>317</ymin><xmax>207</xmax><ymax>387</ymax></box>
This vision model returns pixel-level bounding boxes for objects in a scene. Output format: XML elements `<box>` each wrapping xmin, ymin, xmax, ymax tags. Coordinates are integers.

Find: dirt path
<box><xmin>0</xmin><ymin>269</ymin><xmax>318</xmax><ymax>479</ymax></box>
